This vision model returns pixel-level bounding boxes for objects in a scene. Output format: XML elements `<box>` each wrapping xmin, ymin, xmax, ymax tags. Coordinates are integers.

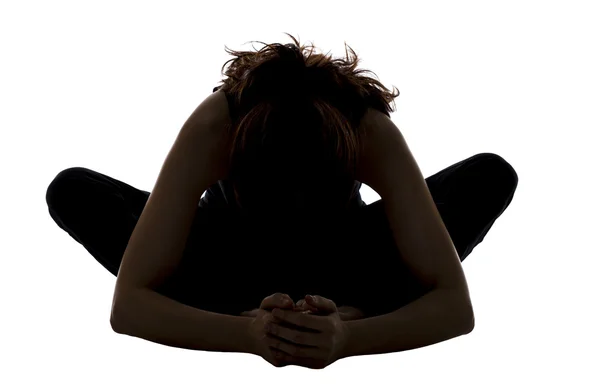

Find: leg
<box><xmin>45</xmin><ymin>167</ymin><xmax>151</xmax><ymax>277</ymax></box>
<box><xmin>328</xmin><ymin>153</ymin><xmax>519</xmax><ymax>317</ymax></box>
<box><xmin>45</xmin><ymin>167</ymin><xmax>257</xmax><ymax>315</ymax></box>
<box><xmin>421</xmin><ymin>152</ymin><xmax>518</xmax><ymax>261</ymax></box>
<box><xmin>45</xmin><ymin>166</ymin><xmax>376</xmax><ymax>316</ymax></box>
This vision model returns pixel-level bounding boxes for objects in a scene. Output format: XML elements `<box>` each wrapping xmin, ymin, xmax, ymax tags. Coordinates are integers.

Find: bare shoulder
<box><xmin>181</xmin><ymin>89</ymin><xmax>232</xmax><ymax>135</ymax></box>
<box><xmin>358</xmin><ymin>108</ymin><xmax>397</xmax><ymax>146</ymax></box>
<box><xmin>355</xmin><ymin>108</ymin><xmax>404</xmax><ymax>190</ymax></box>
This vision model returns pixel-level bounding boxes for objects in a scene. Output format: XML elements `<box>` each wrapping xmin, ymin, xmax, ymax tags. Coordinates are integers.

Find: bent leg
<box><xmin>424</xmin><ymin>152</ymin><xmax>519</xmax><ymax>261</ymax></box>
<box><xmin>45</xmin><ymin>167</ymin><xmax>273</xmax><ymax>316</ymax></box>
<box><xmin>45</xmin><ymin>167</ymin><xmax>150</xmax><ymax>276</ymax></box>
<box><xmin>333</xmin><ymin>153</ymin><xmax>519</xmax><ymax>316</ymax></box>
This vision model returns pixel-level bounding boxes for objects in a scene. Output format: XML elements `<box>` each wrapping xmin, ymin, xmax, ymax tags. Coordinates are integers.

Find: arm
<box><xmin>337</xmin><ymin>306</ymin><xmax>366</xmax><ymax>321</ymax></box>
<box><xmin>110</xmin><ymin>90</ymin><xmax>237</xmax><ymax>350</ymax></box>
<box><xmin>348</xmin><ymin>108</ymin><xmax>474</xmax><ymax>356</ymax></box>
<box><xmin>112</xmin><ymin>287</ymin><xmax>255</xmax><ymax>354</ymax></box>
<box><xmin>340</xmin><ymin>289</ymin><xmax>473</xmax><ymax>358</ymax></box>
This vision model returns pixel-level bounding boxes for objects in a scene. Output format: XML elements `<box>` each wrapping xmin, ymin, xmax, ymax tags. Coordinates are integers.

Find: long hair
<box><xmin>214</xmin><ymin>33</ymin><xmax>400</xmax><ymax>216</ymax></box>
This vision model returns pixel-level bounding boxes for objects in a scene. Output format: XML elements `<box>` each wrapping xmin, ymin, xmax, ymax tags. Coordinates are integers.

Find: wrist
<box><xmin>338</xmin><ymin>306</ymin><xmax>366</xmax><ymax>321</ymax></box>
<box><xmin>336</xmin><ymin>319</ymin><xmax>353</xmax><ymax>362</ymax></box>
<box><xmin>239</xmin><ymin>316</ymin><xmax>258</xmax><ymax>355</ymax></box>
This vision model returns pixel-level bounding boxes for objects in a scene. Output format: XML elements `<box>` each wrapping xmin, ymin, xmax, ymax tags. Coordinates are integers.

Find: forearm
<box><xmin>112</xmin><ymin>287</ymin><xmax>254</xmax><ymax>354</ymax></box>
<box><xmin>340</xmin><ymin>288</ymin><xmax>474</xmax><ymax>358</ymax></box>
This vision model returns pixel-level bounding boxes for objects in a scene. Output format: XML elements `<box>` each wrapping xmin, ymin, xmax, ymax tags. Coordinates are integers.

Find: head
<box><xmin>215</xmin><ymin>33</ymin><xmax>400</xmax><ymax>217</ymax></box>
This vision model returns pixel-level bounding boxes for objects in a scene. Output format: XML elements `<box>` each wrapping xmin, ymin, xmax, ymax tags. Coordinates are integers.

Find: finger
<box><xmin>272</xmin><ymin>308</ymin><xmax>332</xmax><ymax>332</ymax></box>
<box><xmin>305</xmin><ymin>295</ymin><xmax>337</xmax><ymax>313</ymax></box>
<box><xmin>266</xmin><ymin>320</ymin><xmax>328</xmax><ymax>347</ymax></box>
<box><xmin>296</xmin><ymin>298</ymin><xmax>311</xmax><ymax>309</ymax></box>
<box><xmin>292</xmin><ymin>301</ymin><xmax>314</xmax><ymax>314</ymax></box>
<box><xmin>296</xmin><ymin>298</ymin><xmax>318</xmax><ymax>312</ymax></box>
<box><xmin>292</xmin><ymin>305</ymin><xmax>312</xmax><ymax>313</ymax></box>
<box><xmin>260</xmin><ymin>293</ymin><xmax>294</xmax><ymax>310</ymax></box>
<box><xmin>265</xmin><ymin>334</ymin><xmax>328</xmax><ymax>360</ymax></box>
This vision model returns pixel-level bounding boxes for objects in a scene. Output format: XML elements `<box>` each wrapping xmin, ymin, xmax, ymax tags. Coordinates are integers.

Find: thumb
<box><xmin>260</xmin><ymin>293</ymin><xmax>294</xmax><ymax>310</ymax></box>
<box><xmin>304</xmin><ymin>295</ymin><xmax>337</xmax><ymax>313</ymax></box>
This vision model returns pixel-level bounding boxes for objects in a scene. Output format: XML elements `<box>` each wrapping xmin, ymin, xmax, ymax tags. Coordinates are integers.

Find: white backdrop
<box><xmin>2</xmin><ymin>0</ymin><xmax>599</xmax><ymax>388</ymax></box>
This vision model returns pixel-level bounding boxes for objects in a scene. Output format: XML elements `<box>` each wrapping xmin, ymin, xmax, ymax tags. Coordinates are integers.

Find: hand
<box><xmin>246</xmin><ymin>293</ymin><xmax>306</xmax><ymax>367</ymax></box>
<box><xmin>241</xmin><ymin>298</ymin><xmax>312</xmax><ymax>318</ymax></box>
<box><xmin>267</xmin><ymin>294</ymin><xmax>349</xmax><ymax>369</ymax></box>
<box><xmin>295</xmin><ymin>298</ymin><xmax>365</xmax><ymax>321</ymax></box>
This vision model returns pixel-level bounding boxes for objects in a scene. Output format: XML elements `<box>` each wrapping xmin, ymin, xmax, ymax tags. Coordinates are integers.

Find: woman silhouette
<box><xmin>45</xmin><ymin>34</ymin><xmax>518</xmax><ymax>368</ymax></box>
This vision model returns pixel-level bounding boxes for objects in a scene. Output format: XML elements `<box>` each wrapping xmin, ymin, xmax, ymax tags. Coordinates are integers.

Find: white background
<box><xmin>2</xmin><ymin>0</ymin><xmax>598</xmax><ymax>388</ymax></box>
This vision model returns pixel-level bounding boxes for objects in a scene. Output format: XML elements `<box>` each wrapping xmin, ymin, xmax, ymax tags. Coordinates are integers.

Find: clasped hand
<box><xmin>244</xmin><ymin>293</ymin><xmax>350</xmax><ymax>369</ymax></box>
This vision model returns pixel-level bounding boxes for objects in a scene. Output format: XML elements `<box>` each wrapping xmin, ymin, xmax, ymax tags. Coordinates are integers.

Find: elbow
<box><xmin>459</xmin><ymin>303</ymin><xmax>475</xmax><ymax>334</ymax></box>
<box><xmin>110</xmin><ymin>299</ymin><xmax>130</xmax><ymax>334</ymax></box>
<box><xmin>110</xmin><ymin>286</ymin><xmax>139</xmax><ymax>334</ymax></box>
<box><xmin>110</xmin><ymin>312</ymin><xmax>127</xmax><ymax>334</ymax></box>
<box><xmin>462</xmin><ymin>312</ymin><xmax>475</xmax><ymax>334</ymax></box>
<box><xmin>110</xmin><ymin>314</ymin><xmax>125</xmax><ymax>334</ymax></box>
<box><xmin>445</xmin><ymin>289</ymin><xmax>475</xmax><ymax>334</ymax></box>
<box><xmin>448</xmin><ymin>306</ymin><xmax>474</xmax><ymax>335</ymax></box>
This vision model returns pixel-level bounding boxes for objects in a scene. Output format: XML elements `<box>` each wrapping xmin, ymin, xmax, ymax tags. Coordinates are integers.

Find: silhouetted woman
<box><xmin>45</xmin><ymin>33</ymin><xmax>518</xmax><ymax>368</ymax></box>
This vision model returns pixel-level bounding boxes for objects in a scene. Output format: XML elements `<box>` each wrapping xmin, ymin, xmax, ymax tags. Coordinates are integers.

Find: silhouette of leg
<box><xmin>331</xmin><ymin>153</ymin><xmax>519</xmax><ymax>316</ymax></box>
<box><xmin>45</xmin><ymin>167</ymin><xmax>276</xmax><ymax>315</ymax></box>
<box><xmin>45</xmin><ymin>167</ymin><xmax>150</xmax><ymax>277</ymax></box>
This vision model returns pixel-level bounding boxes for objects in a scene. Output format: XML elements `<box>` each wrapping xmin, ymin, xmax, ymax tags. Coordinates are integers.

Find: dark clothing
<box><xmin>46</xmin><ymin>152</ymin><xmax>519</xmax><ymax>318</ymax></box>
<box><xmin>199</xmin><ymin>176</ymin><xmax>366</xmax><ymax>211</ymax></box>
<box><xmin>201</xmin><ymin>85</ymin><xmax>366</xmax><ymax>211</ymax></box>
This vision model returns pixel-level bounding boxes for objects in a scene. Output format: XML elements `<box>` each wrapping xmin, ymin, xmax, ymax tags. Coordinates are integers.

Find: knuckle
<box><xmin>271</xmin><ymin>293</ymin><xmax>290</xmax><ymax>306</ymax></box>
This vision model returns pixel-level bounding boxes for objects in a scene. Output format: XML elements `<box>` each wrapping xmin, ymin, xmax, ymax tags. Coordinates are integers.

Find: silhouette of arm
<box><xmin>341</xmin><ymin>108</ymin><xmax>474</xmax><ymax>357</ymax></box>
<box><xmin>341</xmin><ymin>289</ymin><xmax>472</xmax><ymax>357</ymax></box>
<box><xmin>110</xmin><ymin>91</ymin><xmax>253</xmax><ymax>354</ymax></box>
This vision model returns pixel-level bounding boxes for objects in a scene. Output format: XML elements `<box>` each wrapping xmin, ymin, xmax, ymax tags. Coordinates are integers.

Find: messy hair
<box><xmin>214</xmin><ymin>33</ymin><xmax>400</xmax><ymax>215</ymax></box>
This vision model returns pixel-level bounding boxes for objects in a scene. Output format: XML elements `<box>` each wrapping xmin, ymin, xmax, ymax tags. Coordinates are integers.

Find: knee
<box><xmin>45</xmin><ymin>167</ymin><xmax>91</xmax><ymax>209</ymax></box>
<box><xmin>474</xmin><ymin>153</ymin><xmax>519</xmax><ymax>189</ymax></box>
